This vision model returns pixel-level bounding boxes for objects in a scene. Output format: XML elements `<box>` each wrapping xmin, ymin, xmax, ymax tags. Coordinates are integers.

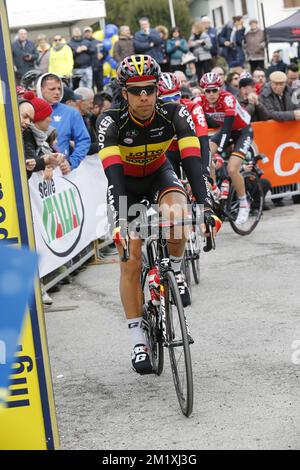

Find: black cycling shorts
<box><xmin>211</xmin><ymin>125</ymin><xmax>253</xmax><ymax>158</ymax></box>
<box><xmin>110</xmin><ymin>161</ymin><xmax>187</xmax><ymax>223</ymax></box>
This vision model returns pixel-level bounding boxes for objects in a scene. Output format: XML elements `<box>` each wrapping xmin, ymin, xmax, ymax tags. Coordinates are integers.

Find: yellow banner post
<box><xmin>0</xmin><ymin>0</ymin><xmax>59</xmax><ymax>449</ymax></box>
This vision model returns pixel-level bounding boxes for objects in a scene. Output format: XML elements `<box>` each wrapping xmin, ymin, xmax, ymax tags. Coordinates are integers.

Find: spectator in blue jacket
<box><xmin>218</xmin><ymin>16</ymin><xmax>245</xmax><ymax>68</ymax></box>
<box><xmin>166</xmin><ymin>27</ymin><xmax>188</xmax><ymax>73</ymax></box>
<box><xmin>134</xmin><ymin>17</ymin><xmax>162</xmax><ymax>63</ymax></box>
<box><xmin>68</xmin><ymin>27</ymin><xmax>96</xmax><ymax>89</ymax></box>
<box><xmin>201</xmin><ymin>16</ymin><xmax>218</xmax><ymax>64</ymax></box>
<box><xmin>36</xmin><ymin>73</ymin><xmax>91</xmax><ymax>174</ymax></box>
<box><xmin>12</xmin><ymin>29</ymin><xmax>39</xmax><ymax>84</ymax></box>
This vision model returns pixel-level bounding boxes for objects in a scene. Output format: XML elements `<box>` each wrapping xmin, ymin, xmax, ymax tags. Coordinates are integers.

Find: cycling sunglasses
<box><xmin>126</xmin><ymin>85</ymin><xmax>157</xmax><ymax>96</ymax></box>
<box><xmin>204</xmin><ymin>88</ymin><xmax>220</xmax><ymax>94</ymax></box>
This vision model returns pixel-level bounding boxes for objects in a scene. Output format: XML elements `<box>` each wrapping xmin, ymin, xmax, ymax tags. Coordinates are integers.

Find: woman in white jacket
<box><xmin>188</xmin><ymin>22</ymin><xmax>212</xmax><ymax>81</ymax></box>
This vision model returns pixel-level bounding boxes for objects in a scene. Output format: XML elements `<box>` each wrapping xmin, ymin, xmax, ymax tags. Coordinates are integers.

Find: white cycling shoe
<box><xmin>235</xmin><ymin>205</ymin><xmax>250</xmax><ymax>225</ymax></box>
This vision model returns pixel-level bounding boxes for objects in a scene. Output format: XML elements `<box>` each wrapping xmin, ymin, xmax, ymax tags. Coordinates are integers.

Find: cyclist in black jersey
<box><xmin>97</xmin><ymin>55</ymin><xmax>221</xmax><ymax>375</ymax></box>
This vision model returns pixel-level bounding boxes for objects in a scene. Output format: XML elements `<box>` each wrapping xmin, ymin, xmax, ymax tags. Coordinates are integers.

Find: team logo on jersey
<box><xmin>224</xmin><ymin>95</ymin><xmax>235</xmax><ymax>108</ymax></box>
<box><xmin>98</xmin><ymin>116</ymin><xmax>114</xmax><ymax>150</ymax></box>
<box><xmin>179</xmin><ymin>106</ymin><xmax>195</xmax><ymax>131</ymax></box>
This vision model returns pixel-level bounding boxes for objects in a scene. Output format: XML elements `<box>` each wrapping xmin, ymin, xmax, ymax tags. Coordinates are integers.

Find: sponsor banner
<box><xmin>0</xmin><ymin>2</ymin><xmax>59</xmax><ymax>449</ymax></box>
<box><xmin>252</xmin><ymin>121</ymin><xmax>300</xmax><ymax>187</ymax></box>
<box><xmin>29</xmin><ymin>155</ymin><xmax>108</xmax><ymax>277</ymax></box>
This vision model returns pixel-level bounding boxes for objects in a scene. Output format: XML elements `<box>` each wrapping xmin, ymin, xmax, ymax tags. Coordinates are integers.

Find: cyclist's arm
<box><xmin>173</xmin><ymin>105</ymin><xmax>212</xmax><ymax>208</ymax></box>
<box><xmin>215</xmin><ymin>115</ymin><xmax>234</xmax><ymax>153</ymax></box>
<box><xmin>97</xmin><ymin>113</ymin><xmax>125</xmax><ymax>227</ymax></box>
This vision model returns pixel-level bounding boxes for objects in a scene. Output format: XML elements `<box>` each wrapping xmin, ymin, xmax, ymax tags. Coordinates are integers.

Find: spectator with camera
<box><xmin>237</xmin><ymin>77</ymin><xmax>270</xmax><ymax>122</ymax></box>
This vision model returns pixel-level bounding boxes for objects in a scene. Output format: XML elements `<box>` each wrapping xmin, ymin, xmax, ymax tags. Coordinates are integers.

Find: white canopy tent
<box><xmin>6</xmin><ymin>0</ymin><xmax>106</xmax><ymax>39</ymax></box>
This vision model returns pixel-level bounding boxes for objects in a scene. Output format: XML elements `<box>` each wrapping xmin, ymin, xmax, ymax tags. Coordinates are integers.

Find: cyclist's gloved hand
<box><xmin>112</xmin><ymin>224</ymin><xmax>128</xmax><ymax>250</ymax></box>
<box><xmin>204</xmin><ymin>209</ymin><xmax>222</xmax><ymax>238</ymax></box>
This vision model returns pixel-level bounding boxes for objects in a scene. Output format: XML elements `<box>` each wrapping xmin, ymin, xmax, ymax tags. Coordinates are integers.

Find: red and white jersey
<box><xmin>197</xmin><ymin>90</ymin><xmax>251</xmax><ymax>131</ymax></box>
<box><xmin>168</xmin><ymin>98</ymin><xmax>208</xmax><ymax>152</ymax></box>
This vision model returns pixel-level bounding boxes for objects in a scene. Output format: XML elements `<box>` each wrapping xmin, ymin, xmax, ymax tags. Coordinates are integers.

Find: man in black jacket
<box><xmin>68</xmin><ymin>27</ymin><xmax>95</xmax><ymax>89</ymax></box>
<box><xmin>83</xmin><ymin>26</ymin><xmax>104</xmax><ymax>92</ymax></box>
<box><xmin>12</xmin><ymin>29</ymin><xmax>38</xmax><ymax>84</ymax></box>
<box><xmin>260</xmin><ymin>71</ymin><xmax>300</xmax><ymax>122</ymax></box>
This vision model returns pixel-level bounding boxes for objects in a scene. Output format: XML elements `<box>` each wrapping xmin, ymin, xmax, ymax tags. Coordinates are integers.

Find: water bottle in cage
<box><xmin>220</xmin><ymin>180</ymin><xmax>230</xmax><ymax>200</ymax></box>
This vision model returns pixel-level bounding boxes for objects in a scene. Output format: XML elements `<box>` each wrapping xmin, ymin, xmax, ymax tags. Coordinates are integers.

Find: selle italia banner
<box><xmin>0</xmin><ymin>0</ymin><xmax>59</xmax><ymax>449</ymax></box>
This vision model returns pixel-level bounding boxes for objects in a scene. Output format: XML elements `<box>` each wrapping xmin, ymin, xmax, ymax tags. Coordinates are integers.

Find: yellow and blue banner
<box><xmin>0</xmin><ymin>0</ymin><xmax>59</xmax><ymax>450</ymax></box>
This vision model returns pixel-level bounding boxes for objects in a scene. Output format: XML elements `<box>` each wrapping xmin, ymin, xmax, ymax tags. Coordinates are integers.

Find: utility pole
<box><xmin>168</xmin><ymin>0</ymin><xmax>176</xmax><ymax>28</ymax></box>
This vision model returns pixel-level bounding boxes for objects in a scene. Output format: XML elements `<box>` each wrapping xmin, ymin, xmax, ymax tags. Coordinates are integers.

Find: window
<box><xmin>283</xmin><ymin>0</ymin><xmax>300</xmax><ymax>7</ymax></box>
<box><xmin>212</xmin><ymin>7</ymin><xmax>224</xmax><ymax>28</ymax></box>
<box><xmin>241</xmin><ymin>0</ymin><xmax>248</xmax><ymax>15</ymax></box>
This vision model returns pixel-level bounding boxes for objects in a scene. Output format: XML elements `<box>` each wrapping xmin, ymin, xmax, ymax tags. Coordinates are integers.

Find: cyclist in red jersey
<box><xmin>198</xmin><ymin>72</ymin><xmax>253</xmax><ymax>225</ymax></box>
<box><xmin>157</xmin><ymin>72</ymin><xmax>211</xmax><ymax>179</ymax></box>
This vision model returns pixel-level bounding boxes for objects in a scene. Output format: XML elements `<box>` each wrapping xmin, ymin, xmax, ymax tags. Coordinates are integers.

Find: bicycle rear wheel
<box><xmin>164</xmin><ymin>271</ymin><xmax>193</xmax><ymax>417</ymax></box>
<box><xmin>227</xmin><ymin>171</ymin><xmax>264</xmax><ymax>236</ymax></box>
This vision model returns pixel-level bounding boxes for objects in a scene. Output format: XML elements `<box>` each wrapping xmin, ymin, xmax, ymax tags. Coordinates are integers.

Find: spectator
<box><xmin>185</xmin><ymin>62</ymin><xmax>198</xmax><ymax>85</ymax></box>
<box><xmin>18</xmin><ymin>98</ymin><xmax>35</xmax><ymax>133</ymax></box>
<box><xmin>166</xmin><ymin>27</ymin><xmax>188</xmax><ymax>73</ymax></box>
<box><xmin>173</xmin><ymin>70</ymin><xmax>190</xmax><ymax>88</ymax></box>
<box><xmin>98</xmin><ymin>90</ymin><xmax>113</xmax><ymax>111</ymax></box>
<box><xmin>113</xmin><ymin>25</ymin><xmax>135</xmax><ymax>65</ymax></box>
<box><xmin>188</xmin><ymin>21</ymin><xmax>212</xmax><ymax>80</ymax></box>
<box><xmin>155</xmin><ymin>25</ymin><xmax>169</xmax><ymax>72</ymax></box>
<box><xmin>22</xmin><ymin>91</ymin><xmax>63</xmax><ymax>180</ymax></box>
<box><xmin>49</xmin><ymin>35</ymin><xmax>74</xmax><ymax>80</ymax></box>
<box><xmin>61</xmin><ymin>86</ymin><xmax>83</xmax><ymax>108</ymax></box>
<box><xmin>211</xmin><ymin>66</ymin><xmax>226</xmax><ymax>88</ymax></box>
<box><xmin>260</xmin><ymin>71</ymin><xmax>300</xmax><ymax>121</ymax></box>
<box><xmin>200</xmin><ymin>16</ymin><xmax>218</xmax><ymax>65</ymax></box>
<box><xmin>36</xmin><ymin>73</ymin><xmax>91</xmax><ymax>173</ymax></box>
<box><xmin>68</xmin><ymin>27</ymin><xmax>95</xmax><ymax>89</ymax></box>
<box><xmin>225</xmin><ymin>72</ymin><xmax>240</xmax><ymax>96</ymax></box>
<box><xmin>253</xmin><ymin>68</ymin><xmax>266</xmax><ymax>94</ymax></box>
<box><xmin>245</xmin><ymin>19</ymin><xmax>265</xmax><ymax>73</ymax></box>
<box><xmin>36</xmin><ymin>34</ymin><xmax>51</xmax><ymax>74</ymax></box>
<box><xmin>12</xmin><ymin>29</ymin><xmax>38</xmax><ymax>84</ymax></box>
<box><xmin>219</xmin><ymin>16</ymin><xmax>245</xmax><ymax>69</ymax></box>
<box><xmin>90</xmin><ymin>93</ymin><xmax>105</xmax><ymax>131</ymax></box>
<box><xmin>133</xmin><ymin>17</ymin><xmax>162</xmax><ymax>63</ymax></box>
<box><xmin>74</xmin><ymin>87</ymin><xmax>98</xmax><ymax>155</ymax></box>
<box><xmin>266</xmin><ymin>50</ymin><xmax>287</xmax><ymax>78</ymax></box>
<box><xmin>286</xmin><ymin>63</ymin><xmax>300</xmax><ymax>89</ymax></box>
<box><xmin>83</xmin><ymin>26</ymin><xmax>104</xmax><ymax>92</ymax></box>
<box><xmin>238</xmin><ymin>77</ymin><xmax>270</xmax><ymax>122</ymax></box>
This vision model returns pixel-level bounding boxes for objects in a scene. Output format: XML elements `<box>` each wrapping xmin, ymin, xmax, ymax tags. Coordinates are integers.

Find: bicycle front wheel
<box><xmin>227</xmin><ymin>171</ymin><xmax>264</xmax><ymax>236</ymax></box>
<box><xmin>164</xmin><ymin>271</ymin><xmax>193</xmax><ymax>417</ymax></box>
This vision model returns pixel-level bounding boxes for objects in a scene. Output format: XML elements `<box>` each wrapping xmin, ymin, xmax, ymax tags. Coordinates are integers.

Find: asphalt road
<box><xmin>45</xmin><ymin>202</ymin><xmax>300</xmax><ymax>450</ymax></box>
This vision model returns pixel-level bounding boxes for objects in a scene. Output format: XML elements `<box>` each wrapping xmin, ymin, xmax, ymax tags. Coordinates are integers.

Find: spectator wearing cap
<box><xmin>134</xmin><ymin>17</ymin><xmax>163</xmax><ymax>63</ymax></box>
<box><xmin>113</xmin><ymin>26</ymin><xmax>135</xmax><ymax>66</ymax></box>
<box><xmin>49</xmin><ymin>35</ymin><xmax>74</xmax><ymax>79</ymax></box>
<box><xmin>166</xmin><ymin>27</ymin><xmax>188</xmax><ymax>73</ymax></box>
<box><xmin>61</xmin><ymin>86</ymin><xmax>83</xmax><ymax>108</ymax></box>
<box><xmin>238</xmin><ymin>77</ymin><xmax>270</xmax><ymax>122</ymax></box>
<box><xmin>260</xmin><ymin>71</ymin><xmax>300</xmax><ymax>121</ymax></box>
<box><xmin>12</xmin><ymin>29</ymin><xmax>39</xmax><ymax>84</ymax></box>
<box><xmin>68</xmin><ymin>27</ymin><xmax>96</xmax><ymax>89</ymax></box>
<box><xmin>36</xmin><ymin>34</ymin><xmax>51</xmax><ymax>74</ymax></box>
<box><xmin>218</xmin><ymin>16</ymin><xmax>245</xmax><ymax>68</ymax></box>
<box><xmin>266</xmin><ymin>51</ymin><xmax>287</xmax><ymax>78</ymax></box>
<box><xmin>245</xmin><ymin>20</ymin><xmax>265</xmax><ymax>73</ymax></box>
<box><xmin>21</xmin><ymin>91</ymin><xmax>63</xmax><ymax>180</ymax></box>
<box><xmin>36</xmin><ymin>72</ymin><xmax>91</xmax><ymax>173</ymax></box>
<box><xmin>83</xmin><ymin>26</ymin><xmax>104</xmax><ymax>92</ymax></box>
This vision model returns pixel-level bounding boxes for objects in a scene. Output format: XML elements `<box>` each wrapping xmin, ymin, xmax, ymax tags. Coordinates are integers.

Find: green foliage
<box><xmin>105</xmin><ymin>0</ymin><xmax>192</xmax><ymax>39</ymax></box>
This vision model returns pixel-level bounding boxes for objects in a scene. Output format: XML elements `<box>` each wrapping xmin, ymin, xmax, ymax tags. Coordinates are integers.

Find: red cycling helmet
<box><xmin>117</xmin><ymin>55</ymin><xmax>161</xmax><ymax>86</ymax></box>
<box><xmin>200</xmin><ymin>72</ymin><xmax>222</xmax><ymax>89</ymax></box>
<box><xmin>157</xmin><ymin>72</ymin><xmax>181</xmax><ymax>97</ymax></box>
